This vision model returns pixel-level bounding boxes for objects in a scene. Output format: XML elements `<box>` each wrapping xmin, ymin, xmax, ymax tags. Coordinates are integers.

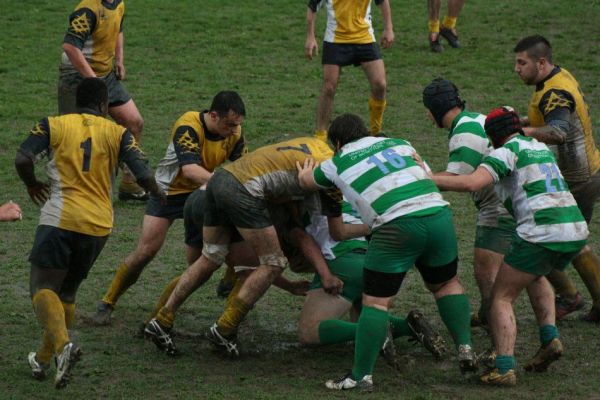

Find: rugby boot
<box><xmin>555</xmin><ymin>292</ymin><xmax>584</xmax><ymax>320</ymax></box>
<box><xmin>28</xmin><ymin>352</ymin><xmax>50</xmax><ymax>380</ymax></box>
<box><xmin>325</xmin><ymin>372</ymin><xmax>373</xmax><ymax>392</ymax></box>
<box><xmin>144</xmin><ymin>318</ymin><xmax>180</xmax><ymax>357</ymax></box>
<box><xmin>480</xmin><ymin>368</ymin><xmax>517</xmax><ymax>386</ymax></box>
<box><xmin>429</xmin><ymin>34</ymin><xmax>443</xmax><ymax>53</ymax></box>
<box><xmin>440</xmin><ymin>26</ymin><xmax>461</xmax><ymax>48</ymax></box>
<box><xmin>406</xmin><ymin>309</ymin><xmax>446</xmax><ymax>359</ymax></box>
<box><xmin>524</xmin><ymin>338</ymin><xmax>563</xmax><ymax>372</ymax></box>
<box><xmin>91</xmin><ymin>301</ymin><xmax>113</xmax><ymax>326</ymax></box>
<box><xmin>206</xmin><ymin>323</ymin><xmax>239</xmax><ymax>357</ymax></box>
<box><xmin>458</xmin><ymin>344</ymin><xmax>478</xmax><ymax>374</ymax></box>
<box><xmin>380</xmin><ymin>324</ymin><xmax>397</xmax><ymax>367</ymax></box>
<box><xmin>54</xmin><ymin>342</ymin><xmax>82</xmax><ymax>389</ymax></box>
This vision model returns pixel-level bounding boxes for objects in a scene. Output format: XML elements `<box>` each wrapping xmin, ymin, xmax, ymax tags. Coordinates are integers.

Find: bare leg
<box><xmin>109</xmin><ymin>99</ymin><xmax>144</xmax><ymax>141</ymax></box>
<box><xmin>473</xmin><ymin>247</ymin><xmax>503</xmax><ymax>323</ymax></box>
<box><xmin>315</xmin><ymin>65</ymin><xmax>341</xmax><ymax>133</ymax></box>
<box><xmin>298</xmin><ymin>288</ymin><xmax>351</xmax><ymax>345</ymax></box>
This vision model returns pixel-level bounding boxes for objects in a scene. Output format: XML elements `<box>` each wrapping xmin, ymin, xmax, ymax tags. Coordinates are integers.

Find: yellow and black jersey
<box><xmin>19</xmin><ymin>112</ymin><xmax>151</xmax><ymax>237</ymax></box>
<box><xmin>528</xmin><ymin>66</ymin><xmax>600</xmax><ymax>182</ymax></box>
<box><xmin>224</xmin><ymin>137</ymin><xmax>333</xmax><ymax>201</ymax></box>
<box><xmin>155</xmin><ymin>111</ymin><xmax>246</xmax><ymax>196</ymax></box>
<box><xmin>309</xmin><ymin>0</ymin><xmax>383</xmax><ymax>44</ymax></box>
<box><xmin>60</xmin><ymin>0</ymin><xmax>125</xmax><ymax>77</ymax></box>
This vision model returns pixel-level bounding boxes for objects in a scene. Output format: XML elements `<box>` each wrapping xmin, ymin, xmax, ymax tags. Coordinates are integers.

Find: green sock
<box><xmin>318</xmin><ymin>319</ymin><xmax>357</xmax><ymax>345</ymax></box>
<box><xmin>495</xmin><ymin>354</ymin><xmax>516</xmax><ymax>373</ymax></box>
<box><xmin>539</xmin><ymin>324</ymin><xmax>559</xmax><ymax>347</ymax></box>
<box><xmin>351</xmin><ymin>306</ymin><xmax>389</xmax><ymax>381</ymax></box>
<box><xmin>436</xmin><ymin>294</ymin><xmax>471</xmax><ymax>349</ymax></box>
<box><xmin>390</xmin><ymin>315</ymin><xmax>411</xmax><ymax>338</ymax></box>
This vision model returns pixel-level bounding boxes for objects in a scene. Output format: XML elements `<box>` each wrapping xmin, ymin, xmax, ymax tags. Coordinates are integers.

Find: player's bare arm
<box><xmin>378</xmin><ymin>0</ymin><xmax>395</xmax><ymax>49</ymax></box>
<box><xmin>432</xmin><ymin>166</ymin><xmax>494</xmax><ymax>193</ymax></box>
<box><xmin>62</xmin><ymin>43</ymin><xmax>96</xmax><ymax>78</ymax></box>
<box><xmin>523</xmin><ymin>125</ymin><xmax>567</xmax><ymax>145</ymax></box>
<box><xmin>304</xmin><ymin>8</ymin><xmax>318</xmax><ymax>59</ymax></box>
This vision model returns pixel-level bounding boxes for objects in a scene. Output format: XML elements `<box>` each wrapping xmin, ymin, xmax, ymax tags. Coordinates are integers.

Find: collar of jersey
<box><xmin>102</xmin><ymin>0</ymin><xmax>122</xmax><ymax>10</ymax></box>
<box><xmin>535</xmin><ymin>66</ymin><xmax>561</xmax><ymax>92</ymax></box>
<box><xmin>77</xmin><ymin>107</ymin><xmax>103</xmax><ymax>116</ymax></box>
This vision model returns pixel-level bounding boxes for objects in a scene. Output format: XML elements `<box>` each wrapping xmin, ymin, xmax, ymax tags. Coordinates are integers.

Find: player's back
<box><xmin>41</xmin><ymin>113</ymin><xmax>125</xmax><ymax>236</ymax></box>
<box><xmin>224</xmin><ymin>136</ymin><xmax>333</xmax><ymax>200</ymax></box>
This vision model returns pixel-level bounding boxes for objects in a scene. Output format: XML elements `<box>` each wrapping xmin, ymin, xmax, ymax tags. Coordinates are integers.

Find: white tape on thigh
<box><xmin>202</xmin><ymin>243</ymin><xmax>229</xmax><ymax>265</ymax></box>
<box><xmin>258</xmin><ymin>254</ymin><xmax>289</xmax><ymax>269</ymax></box>
<box><xmin>233</xmin><ymin>265</ymin><xmax>258</xmax><ymax>273</ymax></box>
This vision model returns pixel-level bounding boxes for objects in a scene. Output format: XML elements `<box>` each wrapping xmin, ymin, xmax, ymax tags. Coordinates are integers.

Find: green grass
<box><xmin>1</xmin><ymin>0</ymin><xmax>600</xmax><ymax>398</ymax></box>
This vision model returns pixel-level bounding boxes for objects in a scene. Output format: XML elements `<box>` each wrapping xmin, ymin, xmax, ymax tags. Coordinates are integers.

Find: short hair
<box><xmin>76</xmin><ymin>78</ymin><xmax>108</xmax><ymax>109</ymax></box>
<box><xmin>209</xmin><ymin>91</ymin><xmax>246</xmax><ymax>118</ymax></box>
<box><xmin>328</xmin><ymin>113</ymin><xmax>369</xmax><ymax>148</ymax></box>
<box><xmin>514</xmin><ymin>35</ymin><xmax>552</xmax><ymax>63</ymax></box>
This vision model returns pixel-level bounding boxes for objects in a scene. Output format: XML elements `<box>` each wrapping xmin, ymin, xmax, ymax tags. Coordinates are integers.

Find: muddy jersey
<box><xmin>308</xmin><ymin>0</ymin><xmax>383</xmax><ymax>44</ymax></box>
<box><xmin>61</xmin><ymin>0</ymin><xmax>125</xmax><ymax>77</ymax></box>
<box><xmin>314</xmin><ymin>136</ymin><xmax>448</xmax><ymax>229</ymax></box>
<box><xmin>224</xmin><ymin>137</ymin><xmax>333</xmax><ymax>201</ymax></box>
<box><xmin>19</xmin><ymin>112</ymin><xmax>151</xmax><ymax>236</ymax></box>
<box><xmin>446</xmin><ymin>110</ymin><xmax>512</xmax><ymax>227</ymax></box>
<box><xmin>528</xmin><ymin>66</ymin><xmax>600</xmax><ymax>182</ymax></box>
<box><xmin>481</xmin><ymin>134</ymin><xmax>588</xmax><ymax>252</ymax></box>
<box><xmin>155</xmin><ymin>111</ymin><xmax>246</xmax><ymax>196</ymax></box>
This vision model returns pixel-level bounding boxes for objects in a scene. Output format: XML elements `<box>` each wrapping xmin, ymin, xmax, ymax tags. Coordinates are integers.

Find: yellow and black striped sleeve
<box><xmin>229</xmin><ymin>134</ymin><xmax>247</xmax><ymax>162</ymax></box>
<box><xmin>19</xmin><ymin>118</ymin><xmax>51</xmax><ymax>161</ymax></box>
<box><xmin>118</xmin><ymin>130</ymin><xmax>153</xmax><ymax>181</ymax></box>
<box><xmin>63</xmin><ymin>8</ymin><xmax>97</xmax><ymax>49</ymax></box>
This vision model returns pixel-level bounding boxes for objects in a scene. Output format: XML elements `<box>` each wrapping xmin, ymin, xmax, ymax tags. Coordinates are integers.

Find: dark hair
<box><xmin>328</xmin><ymin>113</ymin><xmax>369</xmax><ymax>148</ymax></box>
<box><xmin>209</xmin><ymin>91</ymin><xmax>246</xmax><ymax>118</ymax></box>
<box><xmin>422</xmin><ymin>78</ymin><xmax>465</xmax><ymax>128</ymax></box>
<box><xmin>76</xmin><ymin>78</ymin><xmax>108</xmax><ymax>110</ymax></box>
<box><xmin>514</xmin><ymin>35</ymin><xmax>552</xmax><ymax>63</ymax></box>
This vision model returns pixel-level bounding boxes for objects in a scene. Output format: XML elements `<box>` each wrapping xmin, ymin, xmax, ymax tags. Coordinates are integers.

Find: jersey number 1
<box><xmin>80</xmin><ymin>138</ymin><xmax>92</xmax><ymax>172</ymax></box>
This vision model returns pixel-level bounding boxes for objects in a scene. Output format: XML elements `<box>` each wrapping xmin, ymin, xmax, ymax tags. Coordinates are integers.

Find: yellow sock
<box><xmin>428</xmin><ymin>19</ymin><xmax>440</xmax><ymax>33</ymax></box>
<box><xmin>37</xmin><ymin>331</ymin><xmax>54</xmax><ymax>364</ymax></box>
<box><xmin>62</xmin><ymin>302</ymin><xmax>75</xmax><ymax>329</ymax></box>
<box><xmin>102</xmin><ymin>263</ymin><xmax>141</xmax><ymax>306</ymax></box>
<box><xmin>225</xmin><ymin>277</ymin><xmax>244</xmax><ymax>308</ymax></box>
<box><xmin>546</xmin><ymin>268</ymin><xmax>579</xmax><ymax>298</ymax></box>
<box><xmin>145</xmin><ymin>276</ymin><xmax>181</xmax><ymax>324</ymax></box>
<box><xmin>156</xmin><ymin>306</ymin><xmax>175</xmax><ymax>329</ymax></box>
<box><xmin>216</xmin><ymin>297</ymin><xmax>252</xmax><ymax>337</ymax></box>
<box><xmin>314</xmin><ymin>129</ymin><xmax>328</xmax><ymax>142</ymax></box>
<box><xmin>442</xmin><ymin>16</ymin><xmax>457</xmax><ymax>29</ymax></box>
<box><xmin>368</xmin><ymin>96</ymin><xmax>386</xmax><ymax>135</ymax></box>
<box><xmin>572</xmin><ymin>250</ymin><xmax>600</xmax><ymax>308</ymax></box>
<box><xmin>32</xmin><ymin>289</ymin><xmax>69</xmax><ymax>354</ymax></box>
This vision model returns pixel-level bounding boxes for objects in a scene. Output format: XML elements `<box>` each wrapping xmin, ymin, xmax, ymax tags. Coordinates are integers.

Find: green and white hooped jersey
<box><xmin>314</xmin><ymin>137</ymin><xmax>448</xmax><ymax>229</ymax></box>
<box><xmin>305</xmin><ymin>201</ymin><xmax>367</xmax><ymax>261</ymax></box>
<box><xmin>447</xmin><ymin>111</ymin><xmax>512</xmax><ymax>227</ymax></box>
<box><xmin>481</xmin><ymin>135</ymin><xmax>588</xmax><ymax>252</ymax></box>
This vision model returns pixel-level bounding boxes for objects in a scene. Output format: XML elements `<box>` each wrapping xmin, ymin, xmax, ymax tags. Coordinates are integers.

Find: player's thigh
<box><xmin>136</xmin><ymin>215</ymin><xmax>174</xmax><ymax>253</ymax></box>
<box><xmin>299</xmin><ymin>288</ymin><xmax>352</xmax><ymax>338</ymax></box>
<box><xmin>361</xmin><ymin>59</ymin><xmax>386</xmax><ymax>89</ymax></box>
<box><xmin>569</xmin><ymin>171</ymin><xmax>600</xmax><ymax>223</ymax></box>
<box><xmin>58</xmin><ymin>72</ymin><xmax>82</xmax><ymax>115</ymax></box>
<box><xmin>492</xmin><ymin>262</ymin><xmax>539</xmax><ymax>303</ymax></box>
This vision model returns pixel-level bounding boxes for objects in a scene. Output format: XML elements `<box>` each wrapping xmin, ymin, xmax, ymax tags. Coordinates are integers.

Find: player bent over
<box><xmin>298</xmin><ymin>113</ymin><xmax>475</xmax><ymax>392</ymax></box>
<box><xmin>298</xmin><ymin>193</ymin><xmax>447</xmax><ymax>361</ymax></box>
<box><xmin>15</xmin><ymin>78</ymin><xmax>162</xmax><ymax>389</ymax></box>
<box><xmin>143</xmin><ymin>137</ymin><xmax>333</xmax><ymax>355</ymax></box>
<box><xmin>431</xmin><ymin>107</ymin><xmax>588</xmax><ymax>386</ymax></box>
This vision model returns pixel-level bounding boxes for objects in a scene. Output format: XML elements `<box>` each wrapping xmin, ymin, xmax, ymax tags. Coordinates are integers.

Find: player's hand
<box><xmin>115</xmin><ymin>61</ymin><xmax>125</xmax><ymax>80</ymax></box>
<box><xmin>305</xmin><ymin>37</ymin><xmax>318</xmax><ymax>60</ymax></box>
<box><xmin>296</xmin><ymin>158</ymin><xmax>317</xmax><ymax>189</ymax></box>
<box><xmin>412</xmin><ymin>151</ymin><xmax>431</xmax><ymax>176</ymax></box>
<box><xmin>27</xmin><ymin>182</ymin><xmax>49</xmax><ymax>206</ymax></box>
<box><xmin>285</xmin><ymin>279</ymin><xmax>311</xmax><ymax>296</ymax></box>
<box><xmin>380</xmin><ymin>29</ymin><xmax>395</xmax><ymax>49</ymax></box>
<box><xmin>0</xmin><ymin>201</ymin><xmax>22</xmax><ymax>222</ymax></box>
<box><xmin>322</xmin><ymin>273</ymin><xmax>344</xmax><ymax>296</ymax></box>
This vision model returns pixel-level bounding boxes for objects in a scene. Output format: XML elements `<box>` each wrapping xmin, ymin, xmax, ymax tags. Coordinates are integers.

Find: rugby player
<box><xmin>427</xmin><ymin>0</ymin><xmax>465</xmax><ymax>52</ymax></box>
<box><xmin>59</xmin><ymin>0</ymin><xmax>146</xmax><ymax>200</ymax></box>
<box><xmin>305</xmin><ymin>0</ymin><xmax>394</xmax><ymax>140</ymax></box>
<box><xmin>432</xmin><ymin>107</ymin><xmax>589</xmax><ymax>386</ymax></box>
<box><xmin>298</xmin><ymin>113</ymin><xmax>475</xmax><ymax>391</ymax></box>
<box><xmin>514</xmin><ymin>35</ymin><xmax>600</xmax><ymax>323</ymax></box>
<box><xmin>16</xmin><ymin>78</ymin><xmax>162</xmax><ymax>388</ymax></box>
<box><xmin>91</xmin><ymin>91</ymin><xmax>246</xmax><ymax>325</ymax></box>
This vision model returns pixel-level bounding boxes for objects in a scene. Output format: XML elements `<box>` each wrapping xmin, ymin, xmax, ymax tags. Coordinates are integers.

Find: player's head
<box><xmin>514</xmin><ymin>35</ymin><xmax>553</xmax><ymax>85</ymax></box>
<box><xmin>484</xmin><ymin>106</ymin><xmax>523</xmax><ymax>148</ymax></box>
<box><xmin>208</xmin><ymin>91</ymin><xmax>246</xmax><ymax>137</ymax></box>
<box><xmin>422</xmin><ymin>78</ymin><xmax>465</xmax><ymax>128</ymax></box>
<box><xmin>76</xmin><ymin>78</ymin><xmax>108</xmax><ymax>115</ymax></box>
<box><xmin>328</xmin><ymin>113</ymin><xmax>369</xmax><ymax>150</ymax></box>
